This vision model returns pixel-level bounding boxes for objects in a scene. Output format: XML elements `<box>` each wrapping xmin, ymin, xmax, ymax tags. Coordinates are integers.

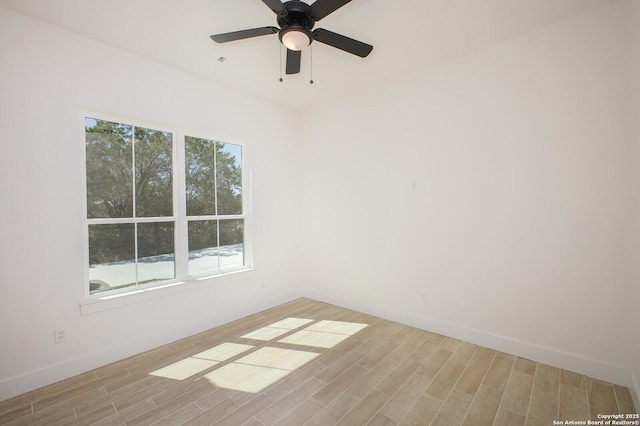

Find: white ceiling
<box><xmin>0</xmin><ymin>0</ymin><xmax>619</xmax><ymax>110</ymax></box>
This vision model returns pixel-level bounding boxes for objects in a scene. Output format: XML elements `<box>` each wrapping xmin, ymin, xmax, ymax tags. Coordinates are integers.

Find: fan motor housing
<box><xmin>277</xmin><ymin>1</ymin><xmax>315</xmax><ymax>31</ymax></box>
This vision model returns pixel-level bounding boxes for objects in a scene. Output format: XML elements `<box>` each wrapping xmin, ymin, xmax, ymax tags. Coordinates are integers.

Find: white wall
<box><xmin>302</xmin><ymin>2</ymin><xmax>634</xmax><ymax>386</ymax></box>
<box><xmin>0</xmin><ymin>8</ymin><xmax>304</xmax><ymax>399</ymax></box>
<box><xmin>629</xmin><ymin>0</ymin><xmax>640</xmax><ymax>410</ymax></box>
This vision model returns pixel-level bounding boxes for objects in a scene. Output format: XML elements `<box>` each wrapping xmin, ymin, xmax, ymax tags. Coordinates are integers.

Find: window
<box><xmin>185</xmin><ymin>136</ymin><xmax>245</xmax><ymax>275</ymax></box>
<box><xmin>84</xmin><ymin>114</ymin><xmax>249</xmax><ymax>296</ymax></box>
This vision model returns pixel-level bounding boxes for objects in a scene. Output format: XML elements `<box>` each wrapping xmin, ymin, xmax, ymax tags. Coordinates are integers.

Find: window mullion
<box><xmin>214</xmin><ymin>145</ymin><xmax>220</xmax><ymax>271</ymax></box>
<box><xmin>132</xmin><ymin>126</ymin><xmax>139</xmax><ymax>287</ymax></box>
<box><xmin>134</xmin><ymin>222</ymin><xmax>139</xmax><ymax>287</ymax></box>
<box><xmin>174</xmin><ymin>131</ymin><xmax>188</xmax><ymax>281</ymax></box>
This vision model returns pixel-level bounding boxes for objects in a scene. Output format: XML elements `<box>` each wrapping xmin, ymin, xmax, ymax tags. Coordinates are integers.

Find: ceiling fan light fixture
<box><xmin>280</xmin><ymin>27</ymin><xmax>311</xmax><ymax>51</ymax></box>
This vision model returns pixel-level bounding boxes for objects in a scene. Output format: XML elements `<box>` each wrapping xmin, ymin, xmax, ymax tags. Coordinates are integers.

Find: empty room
<box><xmin>0</xmin><ymin>0</ymin><xmax>639</xmax><ymax>424</ymax></box>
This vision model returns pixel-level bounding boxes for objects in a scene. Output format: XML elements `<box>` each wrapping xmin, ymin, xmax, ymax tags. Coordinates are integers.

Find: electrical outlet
<box><xmin>55</xmin><ymin>329</ymin><xmax>66</xmax><ymax>344</ymax></box>
<box><xmin>421</xmin><ymin>292</ymin><xmax>429</xmax><ymax>304</ymax></box>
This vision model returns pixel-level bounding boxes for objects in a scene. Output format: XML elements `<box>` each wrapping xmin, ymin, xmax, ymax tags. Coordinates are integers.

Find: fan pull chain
<box><xmin>309</xmin><ymin>44</ymin><xmax>314</xmax><ymax>84</ymax></box>
<box><xmin>279</xmin><ymin>42</ymin><xmax>284</xmax><ymax>82</ymax></box>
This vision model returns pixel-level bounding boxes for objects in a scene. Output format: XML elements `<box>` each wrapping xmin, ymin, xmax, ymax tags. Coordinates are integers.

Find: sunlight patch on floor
<box><xmin>193</xmin><ymin>342</ymin><xmax>255</xmax><ymax>361</ymax></box>
<box><xmin>150</xmin><ymin>342</ymin><xmax>255</xmax><ymax>380</ymax></box>
<box><xmin>149</xmin><ymin>357</ymin><xmax>218</xmax><ymax>381</ymax></box>
<box><xmin>278</xmin><ymin>330</ymin><xmax>351</xmax><ymax>348</ymax></box>
<box><xmin>202</xmin><ymin>363</ymin><xmax>292</xmax><ymax>393</ymax></box>
<box><xmin>240</xmin><ymin>327</ymin><xmax>291</xmax><ymax>341</ymax></box>
<box><xmin>278</xmin><ymin>320</ymin><xmax>369</xmax><ymax>348</ymax></box>
<box><xmin>235</xmin><ymin>347</ymin><xmax>319</xmax><ymax>370</ymax></box>
<box><xmin>149</xmin><ymin>318</ymin><xmax>368</xmax><ymax>393</ymax></box>
<box><xmin>203</xmin><ymin>347</ymin><xmax>319</xmax><ymax>392</ymax></box>
<box><xmin>268</xmin><ymin>317</ymin><xmax>315</xmax><ymax>329</ymax></box>
<box><xmin>240</xmin><ymin>317</ymin><xmax>314</xmax><ymax>341</ymax></box>
<box><xmin>305</xmin><ymin>320</ymin><xmax>368</xmax><ymax>335</ymax></box>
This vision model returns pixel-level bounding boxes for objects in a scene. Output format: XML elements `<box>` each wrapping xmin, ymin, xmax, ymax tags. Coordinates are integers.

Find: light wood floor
<box><xmin>0</xmin><ymin>298</ymin><xmax>636</xmax><ymax>425</ymax></box>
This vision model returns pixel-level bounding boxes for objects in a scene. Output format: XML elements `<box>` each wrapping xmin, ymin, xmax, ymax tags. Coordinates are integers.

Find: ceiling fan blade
<box><xmin>312</xmin><ymin>28</ymin><xmax>373</xmax><ymax>57</ymax></box>
<box><xmin>286</xmin><ymin>49</ymin><xmax>301</xmax><ymax>74</ymax></box>
<box><xmin>311</xmin><ymin>0</ymin><xmax>352</xmax><ymax>21</ymax></box>
<box><xmin>211</xmin><ymin>26</ymin><xmax>278</xmax><ymax>43</ymax></box>
<box><xmin>262</xmin><ymin>0</ymin><xmax>284</xmax><ymax>14</ymax></box>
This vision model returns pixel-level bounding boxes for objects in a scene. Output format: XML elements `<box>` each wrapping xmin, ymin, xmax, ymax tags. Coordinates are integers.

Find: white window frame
<box><xmin>81</xmin><ymin>111</ymin><xmax>252</xmax><ymax>303</ymax></box>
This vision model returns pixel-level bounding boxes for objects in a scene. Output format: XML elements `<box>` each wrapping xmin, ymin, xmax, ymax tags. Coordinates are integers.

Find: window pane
<box><xmin>217</xmin><ymin>142</ymin><xmax>243</xmax><ymax>215</ymax></box>
<box><xmin>188</xmin><ymin>220</ymin><xmax>219</xmax><ymax>275</ymax></box>
<box><xmin>85</xmin><ymin>118</ymin><xmax>133</xmax><ymax>219</ymax></box>
<box><xmin>135</xmin><ymin>127</ymin><xmax>173</xmax><ymax>217</ymax></box>
<box><xmin>185</xmin><ymin>136</ymin><xmax>216</xmax><ymax>216</ymax></box>
<box><xmin>219</xmin><ymin>219</ymin><xmax>244</xmax><ymax>269</ymax></box>
<box><xmin>88</xmin><ymin>223</ymin><xmax>135</xmax><ymax>293</ymax></box>
<box><xmin>137</xmin><ymin>222</ymin><xmax>175</xmax><ymax>284</ymax></box>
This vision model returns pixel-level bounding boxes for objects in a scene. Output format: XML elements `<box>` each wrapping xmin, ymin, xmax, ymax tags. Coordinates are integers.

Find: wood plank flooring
<box><xmin>0</xmin><ymin>298</ymin><xmax>636</xmax><ymax>425</ymax></box>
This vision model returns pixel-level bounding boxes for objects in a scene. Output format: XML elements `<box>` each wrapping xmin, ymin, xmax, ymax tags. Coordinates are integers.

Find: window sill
<box><xmin>79</xmin><ymin>268</ymin><xmax>253</xmax><ymax>315</ymax></box>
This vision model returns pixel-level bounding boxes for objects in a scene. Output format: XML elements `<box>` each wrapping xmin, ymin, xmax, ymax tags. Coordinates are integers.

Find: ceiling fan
<box><xmin>211</xmin><ymin>0</ymin><xmax>373</xmax><ymax>75</ymax></box>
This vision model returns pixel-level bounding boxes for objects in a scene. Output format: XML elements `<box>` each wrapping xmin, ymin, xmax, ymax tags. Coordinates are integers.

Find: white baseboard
<box><xmin>0</xmin><ymin>290</ymin><xmax>302</xmax><ymax>401</ymax></box>
<box><xmin>305</xmin><ymin>289</ymin><xmax>631</xmax><ymax>387</ymax></box>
